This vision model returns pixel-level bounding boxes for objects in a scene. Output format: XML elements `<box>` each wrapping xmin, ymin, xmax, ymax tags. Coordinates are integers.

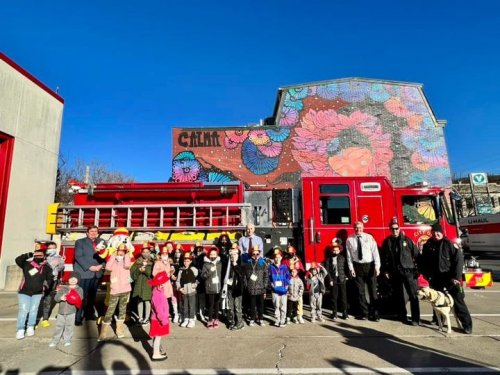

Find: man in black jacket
<box><xmin>73</xmin><ymin>225</ymin><xmax>106</xmax><ymax>325</ymax></box>
<box><xmin>381</xmin><ymin>223</ymin><xmax>420</xmax><ymax>325</ymax></box>
<box><xmin>418</xmin><ymin>223</ymin><xmax>473</xmax><ymax>334</ymax></box>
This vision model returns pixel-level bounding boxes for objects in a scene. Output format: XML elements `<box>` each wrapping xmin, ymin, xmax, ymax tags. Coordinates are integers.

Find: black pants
<box><xmin>206</xmin><ymin>293</ymin><xmax>221</xmax><ymax>321</ymax></box>
<box><xmin>330</xmin><ymin>280</ymin><xmax>347</xmax><ymax>315</ymax></box>
<box><xmin>76</xmin><ymin>278</ymin><xmax>100</xmax><ymax>323</ymax></box>
<box><xmin>287</xmin><ymin>300</ymin><xmax>299</xmax><ymax>319</ymax></box>
<box><xmin>391</xmin><ymin>270</ymin><xmax>420</xmax><ymax>322</ymax></box>
<box><xmin>430</xmin><ymin>278</ymin><xmax>473</xmax><ymax>330</ymax></box>
<box><xmin>249</xmin><ymin>294</ymin><xmax>265</xmax><ymax>321</ymax></box>
<box><xmin>353</xmin><ymin>262</ymin><xmax>378</xmax><ymax>317</ymax></box>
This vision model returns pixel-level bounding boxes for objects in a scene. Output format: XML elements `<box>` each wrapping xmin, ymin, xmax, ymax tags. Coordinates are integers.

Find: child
<box><xmin>269</xmin><ymin>247</ymin><xmax>291</xmax><ymax>328</ymax></box>
<box><xmin>40</xmin><ymin>241</ymin><xmax>66</xmax><ymax>328</ymax></box>
<box><xmin>221</xmin><ymin>244</ymin><xmax>245</xmax><ymax>330</ymax></box>
<box><xmin>325</xmin><ymin>241</ymin><xmax>349</xmax><ymax>320</ymax></box>
<box><xmin>307</xmin><ymin>262</ymin><xmax>327</xmax><ymax>322</ymax></box>
<box><xmin>15</xmin><ymin>244</ymin><xmax>53</xmax><ymax>339</ymax></box>
<box><xmin>98</xmin><ymin>244</ymin><xmax>131</xmax><ymax>341</ymax></box>
<box><xmin>131</xmin><ymin>242</ymin><xmax>154</xmax><ymax>325</ymax></box>
<box><xmin>176</xmin><ymin>252</ymin><xmax>198</xmax><ymax>328</ymax></box>
<box><xmin>282</xmin><ymin>245</ymin><xmax>305</xmax><ymax>323</ymax></box>
<box><xmin>287</xmin><ymin>265</ymin><xmax>304</xmax><ymax>324</ymax></box>
<box><xmin>49</xmin><ymin>272</ymin><xmax>83</xmax><ymax>347</ymax></box>
<box><xmin>148</xmin><ymin>271</ymin><xmax>170</xmax><ymax>361</ymax></box>
<box><xmin>243</xmin><ymin>245</ymin><xmax>268</xmax><ymax>327</ymax></box>
<box><xmin>153</xmin><ymin>244</ymin><xmax>179</xmax><ymax>323</ymax></box>
<box><xmin>193</xmin><ymin>242</ymin><xmax>208</xmax><ymax>322</ymax></box>
<box><xmin>201</xmin><ymin>246</ymin><xmax>222</xmax><ymax>329</ymax></box>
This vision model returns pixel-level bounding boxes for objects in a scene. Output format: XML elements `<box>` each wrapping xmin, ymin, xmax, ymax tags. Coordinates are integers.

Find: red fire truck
<box><xmin>47</xmin><ymin>176</ymin><xmax>460</xmax><ymax>274</ymax></box>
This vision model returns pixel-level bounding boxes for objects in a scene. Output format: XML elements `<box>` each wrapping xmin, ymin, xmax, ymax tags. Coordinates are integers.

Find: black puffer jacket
<box><xmin>244</xmin><ymin>257</ymin><xmax>268</xmax><ymax>295</ymax></box>
<box><xmin>324</xmin><ymin>253</ymin><xmax>349</xmax><ymax>284</ymax></box>
<box><xmin>16</xmin><ymin>253</ymin><xmax>53</xmax><ymax>296</ymax></box>
<box><xmin>221</xmin><ymin>258</ymin><xmax>245</xmax><ymax>298</ymax></box>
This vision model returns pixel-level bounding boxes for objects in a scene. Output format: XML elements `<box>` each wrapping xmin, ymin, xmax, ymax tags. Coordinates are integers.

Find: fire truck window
<box><xmin>402</xmin><ymin>196</ymin><xmax>438</xmax><ymax>225</ymax></box>
<box><xmin>320</xmin><ymin>196</ymin><xmax>351</xmax><ymax>225</ymax></box>
<box><xmin>319</xmin><ymin>184</ymin><xmax>349</xmax><ymax>194</ymax></box>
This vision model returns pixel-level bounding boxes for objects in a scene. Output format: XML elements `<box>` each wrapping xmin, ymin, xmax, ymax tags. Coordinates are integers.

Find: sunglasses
<box><xmin>391</xmin><ymin>227</ymin><xmax>400</xmax><ymax>231</ymax></box>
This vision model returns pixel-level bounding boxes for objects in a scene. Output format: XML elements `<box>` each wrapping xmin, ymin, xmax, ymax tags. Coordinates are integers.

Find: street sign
<box><xmin>470</xmin><ymin>173</ymin><xmax>488</xmax><ymax>186</ymax></box>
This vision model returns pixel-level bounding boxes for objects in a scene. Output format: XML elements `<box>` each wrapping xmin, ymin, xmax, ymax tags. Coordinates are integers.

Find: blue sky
<box><xmin>2</xmin><ymin>1</ymin><xmax>499</xmax><ymax>182</ymax></box>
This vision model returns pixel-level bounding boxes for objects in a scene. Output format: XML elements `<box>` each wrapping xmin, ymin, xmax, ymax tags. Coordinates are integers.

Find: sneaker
<box><xmin>249</xmin><ymin>320</ymin><xmax>256</xmax><ymax>327</ymax></box>
<box><xmin>464</xmin><ymin>327</ymin><xmax>473</xmax><ymax>334</ymax></box>
<box><xmin>173</xmin><ymin>314</ymin><xmax>179</xmax><ymax>323</ymax></box>
<box><xmin>292</xmin><ymin>317</ymin><xmax>298</xmax><ymax>324</ymax></box>
<box><xmin>280</xmin><ymin>322</ymin><xmax>287</xmax><ymax>328</ymax></box>
<box><xmin>256</xmin><ymin>320</ymin><xmax>266</xmax><ymax>326</ymax></box>
<box><xmin>63</xmin><ymin>342</ymin><xmax>72</xmax><ymax>347</ymax></box>
<box><xmin>187</xmin><ymin>319</ymin><xmax>195</xmax><ymax>328</ymax></box>
<box><xmin>207</xmin><ymin>320</ymin><xmax>214</xmax><ymax>329</ymax></box>
<box><xmin>180</xmin><ymin>319</ymin><xmax>189</xmax><ymax>328</ymax></box>
<box><xmin>311</xmin><ymin>317</ymin><xmax>317</xmax><ymax>323</ymax></box>
<box><xmin>213</xmin><ymin>320</ymin><xmax>220</xmax><ymax>328</ymax></box>
<box><xmin>49</xmin><ymin>341</ymin><xmax>57</xmax><ymax>348</ymax></box>
<box><xmin>40</xmin><ymin>320</ymin><xmax>51</xmax><ymax>328</ymax></box>
<box><xmin>234</xmin><ymin>323</ymin><xmax>244</xmax><ymax>330</ymax></box>
<box><xmin>341</xmin><ymin>312</ymin><xmax>349</xmax><ymax>320</ymax></box>
<box><xmin>319</xmin><ymin>317</ymin><xmax>326</xmax><ymax>323</ymax></box>
<box><xmin>141</xmin><ymin>319</ymin><xmax>150</xmax><ymax>326</ymax></box>
<box><xmin>298</xmin><ymin>316</ymin><xmax>305</xmax><ymax>324</ymax></box>
<box><xmin>26</xmin><ymin>327</ymin><xmax>35</xmax><ymax>337</ymax></box>
<box><xmin>16</xmin><ymin>330</ymin><xmax>25</xmax><ymax>340</ymax></box>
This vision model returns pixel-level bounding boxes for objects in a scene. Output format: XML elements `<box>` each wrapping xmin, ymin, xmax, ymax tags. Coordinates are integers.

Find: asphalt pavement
<box><xmin>1</xmin><ymin>283</ymin><xmax>500</xmax><ymax>375</ymax></box>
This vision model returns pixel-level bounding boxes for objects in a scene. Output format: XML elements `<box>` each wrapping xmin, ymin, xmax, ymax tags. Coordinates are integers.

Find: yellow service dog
<box><xmin>417</xmin><ymin>287</ymin><xmax>461</xmax><ymax>333</ymax></box>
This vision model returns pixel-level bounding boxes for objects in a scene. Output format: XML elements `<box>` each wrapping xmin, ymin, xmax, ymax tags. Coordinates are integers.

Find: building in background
<box><xmin>171</xmin><ymin>78</ymin><xmax>452</xmax><ymax>189</ymax></box>
<box><xmin>0</xmin><ymin>53</ymin><xmax>64</xmax><ymax>289</ymax></box>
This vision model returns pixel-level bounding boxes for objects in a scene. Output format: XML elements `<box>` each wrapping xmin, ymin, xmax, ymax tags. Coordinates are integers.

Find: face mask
<box><xmin>46</xmin><ymin>250</ymin><xmax>57</xmax><ymax>256</ymax></box>
<box><xmin>332</xmin><ymin>253</ymin><xmax>338</xmax><ymax>257</ymax></box>
<box><xmin>34</xmin><ymin>257</ymin><xmax>44</xmax><ymax>264</ymax></box>
<box><xmin>116</xmin><ymin>256</ymin><xmax>124</xmax><ymax>262</ymax></box>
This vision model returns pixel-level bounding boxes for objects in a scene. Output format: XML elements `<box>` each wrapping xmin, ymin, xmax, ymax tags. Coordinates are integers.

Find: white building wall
<box><xmin>0</xmin><ymin>56</ymin><xmax>63</xmax><ymax>289</ymax></box>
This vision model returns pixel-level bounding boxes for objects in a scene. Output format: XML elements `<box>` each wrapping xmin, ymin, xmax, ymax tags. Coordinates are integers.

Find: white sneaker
<box><xmin>187</xmin><ymin>319</ymin><xmax>195</xmax><ymax>328</ymax></box>
<box><xmin>298</xmin><ymin>316</ymin><xmax>305</xmax><ymax>324</ymax></box>
<box><xmin>180</xmin><ymin>319</ymin><xmax>189</xmax><ymax>328</ymax></box>
<box><xmin>274</xmin><ymin>320</ymin><xmax>280</xmax><ymax>327</ymax></box>
<box><xmin>16</xmin><ymin>330</ymin><xmax>25</xmax><ymax>340</ymax></box>
<box><xmin>173</xmin><ymin>314</ymin><xmax>179</xmax><ymax>323</ymax></box>
<box><xmin>49</xmin><ymin>341</ymin><xmax>57</xmax><ymax>348</ymax></box>
<box><xmin>26</xmin><ymin>326</ymin><xmax>35</xmax><ymax>337</ymax></box>
<box><xmin>311</xmin><ymin>317</ymin><xmax>317</xmax><ymax>323</ymax></box>
<box><xmin>249</xmin><ymin>320</ymin><xmax>256</xmax><ymax>327</ymax></box>
<box><xmin>64</xmin><ymin>342</ymin><xmax>71</xmax><ymax>347</ymax></box>
<box><xmin>319</xmin><ymin>317</ymin><xmax>325</xmax><ymax>323</ymax></box>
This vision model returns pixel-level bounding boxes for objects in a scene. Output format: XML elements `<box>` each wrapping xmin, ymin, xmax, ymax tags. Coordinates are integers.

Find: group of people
<box><xmin>14</xmin><ymin>220</ymin><xmax>473</xmax><ymax>360</ymax></box>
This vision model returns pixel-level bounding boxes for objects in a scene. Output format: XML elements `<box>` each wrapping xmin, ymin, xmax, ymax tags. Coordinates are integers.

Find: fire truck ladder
<box><xmin>51</xmin><ymin>203</ymin><xmax>252</xmax><ymax>233</ymax></box>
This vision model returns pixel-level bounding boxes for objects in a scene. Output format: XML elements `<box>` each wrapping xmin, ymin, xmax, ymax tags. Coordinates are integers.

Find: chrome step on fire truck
<box><xmin>47</xmin><ymin>177</ymin><xmax>461</xmax><ymax>278</ymax></box>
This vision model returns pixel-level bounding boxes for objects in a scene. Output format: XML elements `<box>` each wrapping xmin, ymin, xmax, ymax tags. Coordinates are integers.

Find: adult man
<box><xmin>346</xmin><ymin>221</ymin><xmax>380</xmax><ymax>321</ymax></box>
<box><xmin>418</xmin><ymin>223</ymin><xmax>473</xmax><ymax>334</ymax></box>
<box><xmin>381</xmin><ymin>223</ymin><xmax>420</xmax><ymax>325</ymax></box>
<box><xmin>73</xmin><ymin>225</ymin><xmax>106</xmax><ymax>325</ymax></box>
<box><xmin>238</xmin><ymin>223</ymin><xmax>264</xmax><ymax>256</ymax></box>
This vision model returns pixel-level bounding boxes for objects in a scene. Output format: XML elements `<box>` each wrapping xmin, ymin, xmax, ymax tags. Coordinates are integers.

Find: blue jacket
<box><xmin>269</xmin><ymin>263</ymin><xmax>290</xmax><ymax>296</ymax></box>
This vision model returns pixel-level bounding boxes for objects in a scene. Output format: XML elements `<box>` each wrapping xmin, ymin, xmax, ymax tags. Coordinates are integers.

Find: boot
<box><xmin>98</xmin><ymin>322</ymin><xmax>111</xmax><ymax>342</ymax></box>
<box><xmin>115</xmin><ymin>320</ymin><xmax>126</xmax><ymax>338</ymax></box>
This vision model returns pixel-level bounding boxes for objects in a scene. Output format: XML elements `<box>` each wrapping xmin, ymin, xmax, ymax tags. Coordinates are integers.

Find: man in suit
<box><xmin>346</xmin><ymin>221</ymin><xmax>381</xmax><ymax>321</ymax></box>
<box><xmin>73</xmin><ymin>225</ymin><xmax>106</xmax><ymax>325</ymax></box>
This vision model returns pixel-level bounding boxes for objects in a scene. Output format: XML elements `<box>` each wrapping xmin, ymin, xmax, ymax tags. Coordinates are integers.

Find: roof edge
<box><xmin>0</xmin><ymin>52</ymin><xmax>64</xmax><ymax>104</ymax></box>
<box><xmin>278</xmin><ymin>77</ymin><xmax>423</xmax><ymax>91</ymax></box>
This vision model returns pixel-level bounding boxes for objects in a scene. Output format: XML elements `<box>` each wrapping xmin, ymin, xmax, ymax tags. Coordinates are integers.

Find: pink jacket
<box><xmin>152</xmin><ymin>260</ymin><xmax>174</xmax><ymax>298</ymax></box>
<box><xmin>105</xmin><ymin>255</ymin><xmax>132</xmax><ymax>295</ymax></box>
<box><xmin>151</xmin><ymin>286</ymin><xmax>170</xmax><ymax>325</ymax></box>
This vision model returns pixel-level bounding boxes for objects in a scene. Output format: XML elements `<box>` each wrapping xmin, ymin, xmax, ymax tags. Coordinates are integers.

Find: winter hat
<box><xmin>148</xmin><ymin>271</ymin><xmax>169</xmax><ymax>287</ymax></box>
<box><xmin>35</xmin><ymin>242</ymin><xmax>48</xmax><ymax>252</ymax></box>
<box><xmin>431</xmin><ymin>223</ymin><xmax>443</xmax><ymax>233</ymax></box>
<box><xmin>68</xmin><ymin>272</ymin><xmax>81</xmax><ymax>282</ymax></box>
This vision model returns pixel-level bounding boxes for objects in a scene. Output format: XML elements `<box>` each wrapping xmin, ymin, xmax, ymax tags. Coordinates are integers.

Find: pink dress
<box><xmin>149</xmin><ymin>286</ymin><xmax>170</xmax><ymax>337</ymax></box>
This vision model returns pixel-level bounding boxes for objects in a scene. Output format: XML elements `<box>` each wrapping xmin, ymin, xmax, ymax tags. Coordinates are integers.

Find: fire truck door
<box><xmin>356</xmin><ymin>196</ymin><xmax>385</xmax><ymax>237</ymax></box>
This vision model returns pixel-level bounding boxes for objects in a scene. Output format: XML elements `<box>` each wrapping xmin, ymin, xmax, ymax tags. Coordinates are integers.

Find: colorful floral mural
<box><xmin>171</xmin><ymin>78</ymin><xmax>452</xmax><ymax>188</ymax></box>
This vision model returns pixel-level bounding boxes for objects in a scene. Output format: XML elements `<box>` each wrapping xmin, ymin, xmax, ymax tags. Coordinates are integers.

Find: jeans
<box><xmin>17</xmin><ymin>293</ymin><xmax>43</xmax><ymax>330</ymax></box>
